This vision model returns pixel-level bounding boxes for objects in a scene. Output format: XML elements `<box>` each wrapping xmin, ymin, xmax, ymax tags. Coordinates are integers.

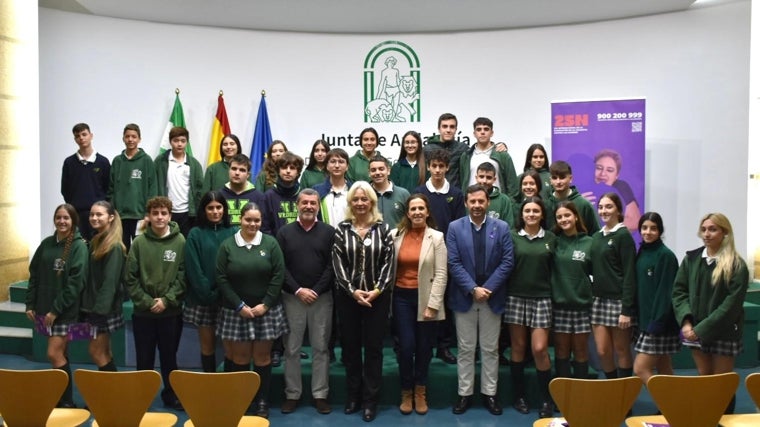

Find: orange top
<box><xmin>395</xmin><ymin>228</ymin><xmax>424</xmax><ymax>289</ymax></box>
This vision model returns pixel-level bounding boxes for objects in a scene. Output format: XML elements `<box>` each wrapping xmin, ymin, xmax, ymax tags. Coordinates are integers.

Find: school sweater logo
<box><xmin>131</xmin><ymin>169</ymin><xmax>143</xmax><ymax>179</ymax></box>
<box><xmin>163</xmin><ymin>250</ymin><xmax>177</xmax><ymax>262</ymax></box>
<box><xmin>53</xmin><ymin>258</ymin><xmax>65</xmax><ymax>272</ymax></box>
<box><xmin>277</xmin><ymin>201</ymin><xmax>298</xmax><ymax>224</ymax></box>
<box><xmin>363</xmin><ymin>41</ymin><xmax>421</xmax><ymax>123</ymax></box>
<box><xmin>572</xmin><ymin>250</ymin><xmax>586</xmax><ymax>261</ymax></box>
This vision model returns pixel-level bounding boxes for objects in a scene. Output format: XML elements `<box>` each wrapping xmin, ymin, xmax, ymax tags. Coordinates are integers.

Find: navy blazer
<box><xmin>446</xmin><ymin>216</ymin><xmax>514</xmax><ymax>314</ymax></box>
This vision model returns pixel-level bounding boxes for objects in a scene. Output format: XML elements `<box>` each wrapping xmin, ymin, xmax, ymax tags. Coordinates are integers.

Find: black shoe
<box><xmin>362</xmin><ymin>405</ymin><xmax>377</xmax><ymax>422</ymax></box>
<box><xmin>254</xmin><ymin>399</ymin><xmax>269</xmax><ymax>418</ymax></box>
<box><xmin>271</xmin><ymin>351</ymin><xmax>282</xmax><ymax>367</ymax></box>
<box><xmin>163</xmin><ymin>397</ymin><xmax>184</xmax><ymax>412</ymax></box>
<box><xmin>281</xmin><ymin>398</ymin><xmax>298</xmax><ymax>414</ymax></box>
<box><xmin>538</xmin><ymin>402</ymin><xmax>553</xmax><ymax>418</ymax></box>
<box><xmin>300</xmin><ymin>351</ymin><xmax>309</xmax><ymax>359</ymax></box>
<box><xmin>513</xmin><ymin>397</ymin><xmax>529</xmax><ymax>414</ymax></box>
<box><xmin>344</xmin><ymin>400</ymin><xmax>361</xmax><ymax>414</ymax></box>
<box><xmin>482</xmin><ymin>394</ymin><xmax>502</xmax><ymax>415</ymax></box>
<box><xmin>437</xmin><ymin>348</ymin><xmax>457</xmax><ymax>364</ymax></box>
<box><xmin>452</xmin><ymin>395</ymin><xmax>472</xmax><ymax>414</ymax></box>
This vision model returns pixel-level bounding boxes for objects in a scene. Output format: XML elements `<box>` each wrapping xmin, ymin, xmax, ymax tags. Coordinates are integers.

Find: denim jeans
<box><xmin>392</xmin><ymin>287</ymin><xmax>439</xmax><ymax>389</ymax></box>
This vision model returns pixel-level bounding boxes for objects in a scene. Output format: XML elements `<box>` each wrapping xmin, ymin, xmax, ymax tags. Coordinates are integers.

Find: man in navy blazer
<box><xmin>446</xmin><ymin>184</ymin><xmax>514</xmax><ymax>416</ymax></box>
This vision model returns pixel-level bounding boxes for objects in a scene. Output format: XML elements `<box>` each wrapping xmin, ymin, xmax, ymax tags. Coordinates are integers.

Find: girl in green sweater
<box><xmin>551</xmin><ymin>201</ymin><xmax>593</xmax><ymax>381</ymax></box>
<box><xmin>505</xmin><ymin>196</ymin><xmax>555</xmax><ymax>418</ymax></box>
<box><xmin>300</xmin><ymin>139</ymin><xmax>330</xmax><ymax>189</ymax></box>
<box><xmin>184</xmin><ymin>191</ymin><xmax>237</xmax><ymax>372</ymax></box>
<box><xmin>590</xmin><ymin>192</ymin><xmax>637</xmax><ymax>380</ymax></box>
<box><xmin>216</xmin><ymin>202</ymin><xmax>288</xmax><ymax>418</ymax></box>
<box><xmin>632</xmin><ymin>212</ymin><xmax>679</xmax><ymax>384</ymax></box>
<box><xmin>390</xmin><ymin>131</ymin><xmax>427</xmax><ymax>192</ymax></box>
<box><xmin>81</xmin><ymin>201</ymin><xmax>126</xmax><ymax>372</ymax></box>
<box><xmin>254</xmin><ymin>140</ymin><xmax>287</xmax><ymax>193</ymax></box>
<box><xmin>26</xmin><ymin>204</ymin><xmax>88</xmax><ymax>407</ymax></box>
<box><xmin>203</xmin><ymin>134</ymin><xmax>242</xmax><ymax>193</ymax></box>
<box><xmin>672</xmin><ymin>213</ymin><xmax>749</xmax><ymax>413</ymax></box>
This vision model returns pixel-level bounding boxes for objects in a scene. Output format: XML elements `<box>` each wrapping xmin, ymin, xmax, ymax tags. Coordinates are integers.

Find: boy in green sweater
<box><xmin>544</xmin><ymin>161</ymin><xmax>600</xmax><ymax>234</ymax></box>
<box><xmin>108</xmin><ymin>123</ymin><xmax>157</xmax><ymax>251</ymax></box>
<box><xmin>474</xmin><ymin>162</ymin><xmax>517</xmax><ymax>228</ymax></box>
<box><xmin>125</xmin><ymin>196</ymin><xmax>186</xmax><ymax>410</ymax></box>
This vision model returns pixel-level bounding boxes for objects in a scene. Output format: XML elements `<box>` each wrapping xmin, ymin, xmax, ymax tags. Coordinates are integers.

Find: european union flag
<box><xmin>250</xmin><ymin>92</ymin><xmax>272</xmax><ymax>179</ymax></box>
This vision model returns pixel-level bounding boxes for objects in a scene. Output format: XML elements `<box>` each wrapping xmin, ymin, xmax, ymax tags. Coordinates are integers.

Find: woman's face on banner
<box><xmin>594</xmin><ymin>156</ymin><xmax>619</xmax><ymax>185</ymax></box>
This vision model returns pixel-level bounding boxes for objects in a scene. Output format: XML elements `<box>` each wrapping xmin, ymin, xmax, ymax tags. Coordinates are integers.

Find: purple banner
<box><xmin>551</xmin><ymin>99</ymin><xmax>645</xmax><ymax>242</ymax></box>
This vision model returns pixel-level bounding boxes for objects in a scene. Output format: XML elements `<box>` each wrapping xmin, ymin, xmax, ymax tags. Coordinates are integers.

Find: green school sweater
<box><xmin>300</xmin><ymin>168</ymin><xmax>327</xmax><ymax>189</ymax></box>
<box><xmin>508</xmin><ymin>229</ymin><xmax>555</xmax><ymax>298</ymax></box>
<box><xmin>551</xmin><ymin>232</ymin><xmax>593</xmax><ymax>310</ymax></box>
<box><xmin>184</xmin><ymin>224</ymin><xmax>238</xmax><ymax>307</ymax></box>
<box><xmin>672</xmin><ymin>247</ymin><xmax>749</xmax><ymax>343</ymax></box>
<box><xmin>203</xmin><ymin>160</ymin><xmax>230</xmax><ymax>193</ymax></box>
<box><xmin>125</xmin><ymin>222</ymin><xmax>186</xmax><ymax>317</ymax></box>
<box><xmin>26</xmin><ymin>232</ymin><xmax>88</xmax><ymax>322</ymax></box>
<box><xmin>636</xmin><ymin>239</ymin><xmax>678</xmax><ymax>334</ymax></box>
<box><xmin>108</xmin><ymin>148</ymin><xmax>157</xmax><ymax>219</ymax></box>
<box><xmin>216</xmin><ymin>232</ymin><xmax>285</xmax><ymax>309</ymax></box>
<box><xmin>590</xmin><ymin>225</ymin><xmax>637</xmax><ymax>316</ymax></box>
<box><xmin>81</xmin><ymin>243</ymin><xmax>125</xmax><ymax>316</ymax></box>
<box><xmin>347</xmin><ymin>150</ymin><xmax>372</xmax><ymax>183</ymax></box>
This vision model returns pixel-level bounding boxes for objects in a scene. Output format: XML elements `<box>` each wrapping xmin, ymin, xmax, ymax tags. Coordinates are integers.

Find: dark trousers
<box><xmin>77</xmin><ymin>210</ymin><xmax>95</xmax><ymax>241</ymax></box>
<box><xmin>122</xmin><ymin>218</ymin><xmax>138</xmax><ymax>252</ymax></box>
<box><xmin>172</xmin><ymin>212</ymin><xmax>194</xmax><ymax>238</ymax></box>
<box><xmin>132</xmin><ymin>314</ymin><xmax>183</xmax><ymax>401</ymax></box>
<box><xmin>336</xmin><ymin>290</ymin><xmax>391</xmax><ymax>406</ymax></box>
<box><xmin>392</xmin><ymin>288</ymin><xmax>438</xmax><ymax>389</ymax></box>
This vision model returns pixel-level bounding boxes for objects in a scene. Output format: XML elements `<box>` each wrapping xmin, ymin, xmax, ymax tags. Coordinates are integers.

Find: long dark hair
<box><xmin>523</xmin><ymin>143</ymin><xmax>549</xmax><ymax>172</ymax></box>
<box><xmin>196</xmin><ymin>191</ymin><xmax>231</xmax><ymax>228</ymax></box>
<box><xmin>306</xmin><ymin>139</ymin><xmax>330</xmax><ymax>171</ymax></box>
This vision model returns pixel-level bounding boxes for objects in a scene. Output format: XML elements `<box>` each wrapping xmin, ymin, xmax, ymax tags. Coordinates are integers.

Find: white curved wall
<box><xmin>39</xmin><ymin>2</ymin><xmax>750</xmax><ymax>260</ymax></box>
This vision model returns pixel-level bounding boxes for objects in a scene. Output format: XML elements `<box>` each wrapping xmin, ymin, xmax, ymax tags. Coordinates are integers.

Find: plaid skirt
<box><xmin>49</xmin><ymin>322</ymin><xmax>71</xmax><ymax>337</ymax></box>
<box><xmin>634</xmin><ymin>331</ymin><xmax>681</xmax><ymax>355</ymax></box>
<box><xmin>218</xmin><ymin>304</ymin><xmax>289</xmax><ymax>341</ymax></box>
<box><xmin>698</xmin><ymin>339</ymin><xmax>743</xmax><ymax>357</ymax></box>
<box><xmin>503</xmin><ymin>296</ymin><xmax>552</xmax><ymax>329</ymax></box>
<box><xmin>183</xmin><ymin>304</ymin><xmax>219</xmax><ymax>328</ymax></box>
<box><xmin>552</xmin><ymin>308</ymin><xmax>591</xmax><ymax>334</ymax></box>
<box><xmin>591</xmin><ymin>297</ymin><xmax>637</xmax><ymax>328</ymax></box>
<box><xmin>81</xmin><ymin>313</ymin><xmax>125</xmax><ymax>335</ymax></box>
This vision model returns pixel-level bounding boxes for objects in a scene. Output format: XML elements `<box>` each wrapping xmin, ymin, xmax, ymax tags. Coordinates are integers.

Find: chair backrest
<box><xmin>169</xmin><ymin>370</ymin><xmax>260</xmax><ymax>427</ymax></box>
<box><xmin>746</xmin><ymin>372</ymin><xmax>760</xmax><ymax>407</ymax></box>
<box><xmin>647</xmin><ymin>372</ymin><xmax>739</xmax><ymax>427</ymax></box>
<box><xmin>550</xmin><ymin>376</ymin><xmax>642</xmax><ymax>427</ymax></box>
<box><xmin>75</xmin><ymin>369</ymin><xmax>162</xmax><ymax>426</ymax></box>
<box><xmin>0</xmin><ymin>368</ymin><xmax>68</xmax><ymax>426</ymax></box>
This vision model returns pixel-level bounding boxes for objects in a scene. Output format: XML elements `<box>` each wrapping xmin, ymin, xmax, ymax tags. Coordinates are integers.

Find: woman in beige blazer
<box><xmin>391</xmin><ymin>193</ymin><xmax>447</xmax><ymax>416</ymax></box>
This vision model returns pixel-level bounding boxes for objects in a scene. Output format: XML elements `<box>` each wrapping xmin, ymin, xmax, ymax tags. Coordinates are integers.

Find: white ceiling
<box><xmin>37</xmin><ymin>0</ymin><xmax>734</xmax><ymax>34</ymax></box>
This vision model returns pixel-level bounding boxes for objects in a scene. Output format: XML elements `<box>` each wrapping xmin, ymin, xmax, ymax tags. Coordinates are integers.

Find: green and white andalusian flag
<box><xmin>159</xmin><ymin>92</ymin><xmax>192</xmax><ymax>156</ymax></box>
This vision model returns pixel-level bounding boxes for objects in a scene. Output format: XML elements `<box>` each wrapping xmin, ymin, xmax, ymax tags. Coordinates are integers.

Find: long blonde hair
<box><xmin>90</xmin><ymin>201</ymin><xmax>126</xmax><ymax>260</ymax></box>
<box><xmin>698</xmin><ymin>213</ymin><xmax>744</xmax><ymax>286</ymax></box>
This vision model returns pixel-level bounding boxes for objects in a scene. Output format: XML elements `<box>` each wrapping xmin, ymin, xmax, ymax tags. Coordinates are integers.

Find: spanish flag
<box><xmin>207</xmin><ymin>92</ymin><xmax>231</xmax><ymax>166</ymax></box>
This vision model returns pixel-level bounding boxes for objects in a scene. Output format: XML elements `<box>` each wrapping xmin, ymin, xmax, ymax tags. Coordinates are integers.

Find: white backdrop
<box><xmin>39</xmin><ymin>2</ymin><xmax>750</xmax><ymax>262</ymax></box>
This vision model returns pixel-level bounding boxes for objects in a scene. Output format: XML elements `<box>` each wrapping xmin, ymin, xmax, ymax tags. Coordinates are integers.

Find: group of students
<box><xmin>27</xmin><ymin>114</ymin><xmax>749</xmax><ymax>421</ymax></box>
